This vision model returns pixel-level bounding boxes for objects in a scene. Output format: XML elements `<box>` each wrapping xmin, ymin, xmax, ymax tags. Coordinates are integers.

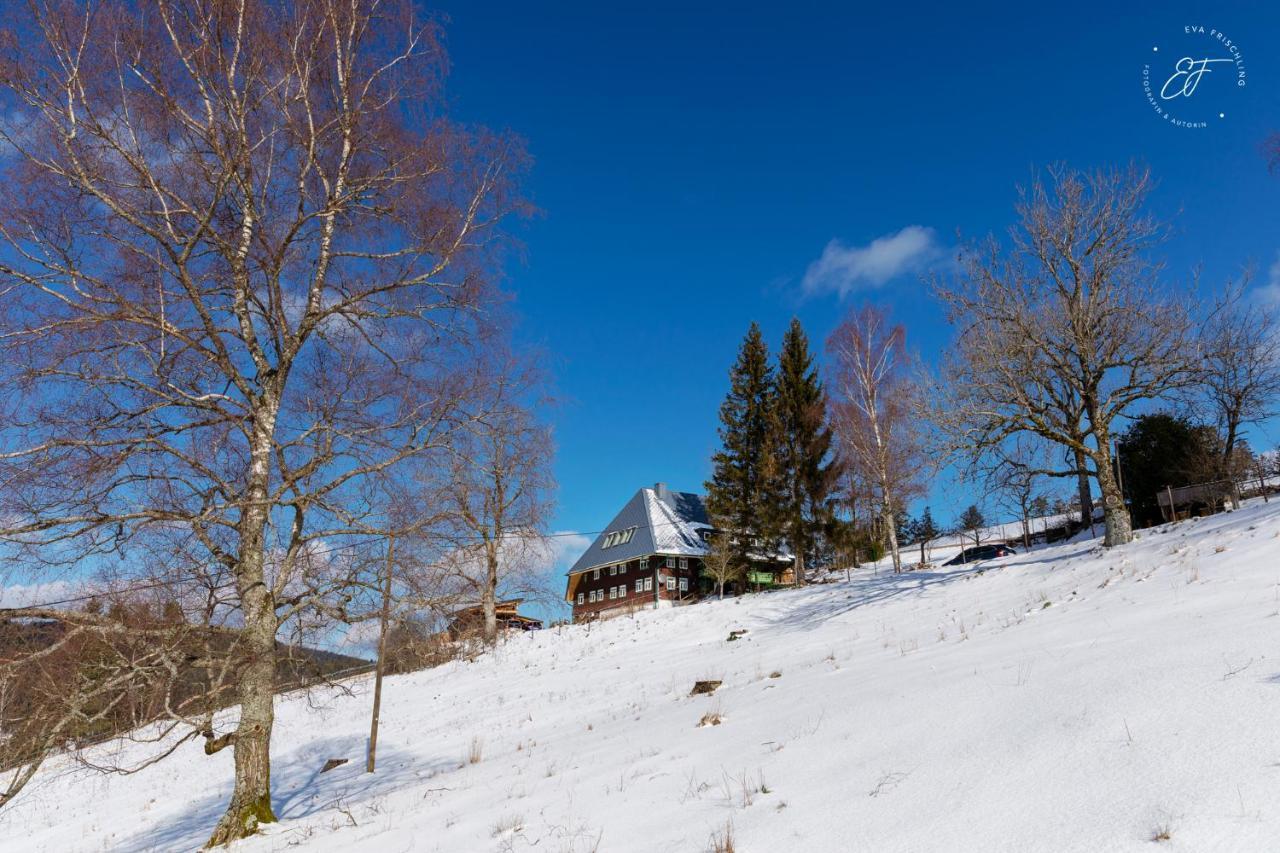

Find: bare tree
<box><xmin>1200</xmin><ymin>278</ymin><xmax>1280</xmax><ymax>471</ymax></box>
<box><xmin>700</xmin><ymin>518</ymin><xmax>741</xmax><ymax>600</ymax></box>
<box><xmin>0</xmin><ymin>2</ymin><xmax>522</xmax><ymax>844</ymax></box>
<box><xmin>936</xmin><ymin>164</ymin><xmax>1198</xmax><ymax>547</ymax></box>
<box><xmin>827</xmin><ymin>305</ymin><xmax>925</xmax><ymax>574</ymax></box>
<box><xmin>987</xmin><ymin>438</ymin><xmax>1052</xmax><ymax>549</ymax></box>
<box><xmin>437</xmin><ymin>346</ymin><xmax>555</xmax><ymax>645</ymax></box>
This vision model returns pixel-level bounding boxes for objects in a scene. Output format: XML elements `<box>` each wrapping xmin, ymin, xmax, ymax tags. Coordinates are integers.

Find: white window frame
<box><xmin>644</xmin><ymin>577</ymin><xmax>653</xmax><ymax>591</ymax></box>
<box><xmin>666</xmin><ymin>577</ymin><xmax>676</xmax><ymax>591</ymax></box>
<box><xmin>665</xmin><ymin>556</ymin><xmax>675</xmax><ymax>568</ymax></box>
<box><xmin>609</xmin><ymin>587</ymin><xmax>616</xmax><ymax>600</ymax></box>
<box><xmin>679</xmin><ymin>577</ymin><xmax>688</xmax><ymax>592</ymax></box>
<box><xmin>679</xmin><ymin>557</ymin><xmax>688</xmax><ymax>570</ymax></box>
<box><xmin>635</xmin><ymin>578</ymin><xmax>643</xmax><ymax>593</ymax></box>
<box><xmin>640</xmin><ymin>557</ymin><xmax>648</xmax><ymax>570</ymax></box>
<box><xmin>609</xmin><ymin>565</ymin><xmax>616</xmax><ymax>576</ymax></box>
<box><xmin>619</xmin><ymin>563</ymin><xmax>627</xmax><ymax>574</ymax></box>
<box><xmin>593</xmin><ymin>568</ymin><xmax>600</xmax><ymax>580</ymax></box>
<box><xmin>619</xmin><ymin>586</ymin><xmax>627</xmax><ymax>598</ymax></box>
<box><xmin>577</xmin><ymin>592</ymin><xmax>584</xmax><ymax>605</ymax></box>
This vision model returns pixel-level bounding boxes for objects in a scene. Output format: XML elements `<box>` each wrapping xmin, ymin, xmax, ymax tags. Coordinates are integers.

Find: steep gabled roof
<box><xmin>567</xmin><ymin>483</ymin><xmax>711</xmax><ymax>577</ymax></box>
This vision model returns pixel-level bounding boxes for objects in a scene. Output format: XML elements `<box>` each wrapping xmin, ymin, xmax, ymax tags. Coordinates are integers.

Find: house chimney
<box><xmin>654</xmin><ymin>482</ymin><xmax>671</xmax><ymax>502</ymax></box>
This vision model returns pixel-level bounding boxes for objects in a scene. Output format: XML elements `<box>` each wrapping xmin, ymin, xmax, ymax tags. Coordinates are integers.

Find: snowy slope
<box><xmin>5</xmin><ymin>501</ymin><xmax>1280</xmax><ymax>852</ymax></box>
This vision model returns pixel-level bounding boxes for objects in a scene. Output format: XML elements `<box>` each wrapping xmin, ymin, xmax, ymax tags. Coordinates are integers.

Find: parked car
<box><xmin>943</xmin><ymin>544</ymin><xmax>1017</xmax><ymax>566</ymax></box>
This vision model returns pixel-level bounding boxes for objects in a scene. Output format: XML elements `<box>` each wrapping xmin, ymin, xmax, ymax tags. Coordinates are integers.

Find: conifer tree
<box><xmin>706</xmin><ymin>323</ymin><xmax>784</xmax><ymax>578</ymax></box>
<box><xmin>915</xmin><ymin>506</ymin><xmax>940</xmax><ymax>565</ymax></box>
<box><xmin>774</xmin><ymin>318</ymin><xmax>837</xmax><ymax>585</ymax></box>
<box><xmin>958</xmin><ymin>504</ymin><xmax>987</xmax><ymax>551</ymax></box>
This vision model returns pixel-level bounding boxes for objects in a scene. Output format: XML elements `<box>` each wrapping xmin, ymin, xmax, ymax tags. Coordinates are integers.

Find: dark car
<box><xmin>943</xmin><ymin>544</ymin><xmax>1017</xmax><ymax>566</ymax></box>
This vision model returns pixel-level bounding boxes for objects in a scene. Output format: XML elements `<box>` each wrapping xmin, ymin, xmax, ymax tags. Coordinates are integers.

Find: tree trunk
<box><xmin>1073</xmin><ymin>448</ymin><xmax>1093</xmax><ymax>531</ymax></box>
<box><xmin>1093</xmin><ymin>441</ymin><xmax>1132</xmax><ymax>547</ymax></box>
<box><xmin>793</xmin><ymin>550</ymin><xmax>805</xmax><ymax>587</ymax></box>
<box><xmin>208</xmin><ymin>405</ymin><xmax>279</xmax><ymax>848</ymax></box>
<box><xmin>919</xmin><ymin>539</ymin><xmax>925</xmax><ymax>566</ymax></box>
<box><xmin>483</xmin><ymin>540</ymin><xmax>499</xmax><ymax>645</ymax></box>
<box><xmin>367</xmin><ymin>537</ymin><xmax>394</xmax><ymax>774</ymax></box>
<box><xmin>882</xmin><ymin>505</ymin><xmax>901</xmax><ymax>573</ymax></box>
<box><xmin>207</xmin><ymin>569</ymin><xmax>278</xmax><ymax>846</ymax></box>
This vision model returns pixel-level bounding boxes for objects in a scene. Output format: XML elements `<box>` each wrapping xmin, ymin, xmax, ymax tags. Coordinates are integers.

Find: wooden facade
<box><xmin>446</xmin><ymin>599</ymin><xmax>543</xmax><ymax>638</ymax></box>
<box><xmin>567</xmin><ymin>555</ymin><xmax>703</xmax><ymax>622</ymax></box>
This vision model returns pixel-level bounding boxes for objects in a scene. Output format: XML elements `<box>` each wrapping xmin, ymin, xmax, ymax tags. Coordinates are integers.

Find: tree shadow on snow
<box><xmin>112</xmin><ymin>736</ymin><xmax>457</xmax><ymax>852</ymax></box>
<box><xmin>765</xmin><ymin>563</ymin><xmax>998</xmax><ymax>631</ymax></box>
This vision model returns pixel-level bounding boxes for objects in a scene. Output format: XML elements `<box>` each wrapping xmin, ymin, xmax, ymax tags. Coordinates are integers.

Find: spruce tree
<box><xmin>958</xmin><ymin>504</ymin><xmax>986</xmax><ymax>550</ymax></box>
<box><xmin>773</xmin><ymin>318</ymin><xmax>837</xmax><ymax>585</ymax></box>
<box><xmin>916</xmin><ymin>506</ymin><xmax>940</xmax><ymax>565</ymax></box>
<box><xmin>706</xmin><ymin>323</ymin><xmax>784</xmax><ymax>579</ymax></box>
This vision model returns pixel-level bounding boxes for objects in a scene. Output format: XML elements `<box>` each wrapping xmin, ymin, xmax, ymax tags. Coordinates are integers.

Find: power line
<box><xmin>0</xmin><ymin>513</ymin><xmax>699</xmax><ymax>613</ymax></box>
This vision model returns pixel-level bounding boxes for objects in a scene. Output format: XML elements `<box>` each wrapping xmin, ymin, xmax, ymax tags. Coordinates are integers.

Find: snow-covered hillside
<box><xmin>6</xmin><ymin>501</ymin><xmax>1280</xmax><ymax>852</ymax></box>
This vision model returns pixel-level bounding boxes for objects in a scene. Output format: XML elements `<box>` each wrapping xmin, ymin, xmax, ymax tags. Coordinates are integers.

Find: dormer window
<box><xmin>601</xmin><ymin>527</ymin><xmax>637</xmax><ymax>549</ymax></box>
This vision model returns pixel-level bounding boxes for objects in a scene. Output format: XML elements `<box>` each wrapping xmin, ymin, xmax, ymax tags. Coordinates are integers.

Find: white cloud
<box><xmin>0</xmin><ymin>579</ymin><xmax>82</xmax><ymax>610</ymax></box>
<box><xmin>801</xmin><ymin>225</ymin><xmax>944</xmax><ymax>298</ymax></box>
<box><xmin>1260</xmin><ymin>253</ymin><xmax>1280</xmax><ymax>305</ymax></box>
<box><xmin>546</xmin><ymin>530</ymin><xmax>592</xmax><ymax>572</ymax></box>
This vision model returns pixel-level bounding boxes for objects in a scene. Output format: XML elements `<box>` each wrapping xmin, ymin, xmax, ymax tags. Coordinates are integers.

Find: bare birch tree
<box><xmin>827</xmin><ymin>305</ymin><xmax>925</xmax><ymax>574</ymax></box>
<box><xmin>0</xmin><ymin>1</ymin><xmax>523</xmax><ymax>843</ymax></box>
<box><xmin>936</xmin><ymin>164</ymin><xmax>1197</xmax><ymax>547</ymax></box>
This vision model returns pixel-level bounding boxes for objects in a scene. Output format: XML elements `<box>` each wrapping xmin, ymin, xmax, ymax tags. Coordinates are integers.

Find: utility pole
<box><xmin>367</xmin><ymin>533</ymin><xmax>395</xmax><ymax>773</ymax></box>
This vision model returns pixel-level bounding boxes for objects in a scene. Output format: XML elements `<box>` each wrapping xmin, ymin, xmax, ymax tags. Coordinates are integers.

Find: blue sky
<box><xmin>430</xmin><ymin>1</ymin><xmax>1280</xmax><ymax>553</ymax></box>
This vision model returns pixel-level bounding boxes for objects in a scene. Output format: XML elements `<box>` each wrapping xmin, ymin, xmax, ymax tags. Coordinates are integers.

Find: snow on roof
<box><xmin>644</xmin><ymin>487</ymin><xmax>711</xmax><ymax>555</ymax></box>
<box><xmin>567</xmin><ymin>484</ymin><xmax>710</xmax><ymax>576</ymax></box>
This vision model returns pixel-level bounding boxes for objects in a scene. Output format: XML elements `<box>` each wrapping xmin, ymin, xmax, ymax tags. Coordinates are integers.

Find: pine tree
<box><xmin>706</xmin><ymin>323</ymin><xmax>785</xmax><ymax>579</ymax></box>
<box><xmin>958</xmin><ymin>504</ymin><xmax>986</xmax><ymax>550</ymax></box>
<box><xmin>915</xmin><ymin>506</ymin><xmax>940</xmax><ymax>565</ymax></box>
<box><xmin>773</xmin><ymin>318</ymin><xmax>837</xmax><ymax>585</ymax></box>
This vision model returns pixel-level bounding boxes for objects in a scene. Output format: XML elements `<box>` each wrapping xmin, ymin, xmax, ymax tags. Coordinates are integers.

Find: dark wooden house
<box><xmin>446</xmin><ymin>599</ymin><xmax>543</xmax><ymax>638</ymax></box>
<box><xmin>564</xmin><ymin>482</ymin><xmax>789</xmax><ymax>623</ymax></box>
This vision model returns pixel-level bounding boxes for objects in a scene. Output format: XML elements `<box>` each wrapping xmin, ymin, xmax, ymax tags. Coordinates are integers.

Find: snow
<box><xmin>643</xmin><ymin>488</ymin><xmax>711</xmax><ymax>556</ymax></box>
<box><xmin>6</xmin><ymin>501</ymin><xmax>1280</xmax><ymax>852</ymax></box>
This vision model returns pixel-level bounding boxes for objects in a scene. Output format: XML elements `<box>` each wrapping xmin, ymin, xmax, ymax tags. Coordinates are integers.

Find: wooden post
<box><xmin>367</xmin><ymin>534</ymin><xmax>395</xmax><ymax>773</ymax></box>
<box><xmin>1165</xmin><ymin>485</ymin><xmax>1175</xmax><ymax>523</ymax></box>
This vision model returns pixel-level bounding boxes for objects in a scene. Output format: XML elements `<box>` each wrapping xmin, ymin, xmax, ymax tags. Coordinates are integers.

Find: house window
<box><xmin>644</xmin><ymin>577</ymin><xmax>653</xmax><ymax>591</ymax></box>
<box><xmin>679</xmin><ymin>557</ymin><xmax>688</xmax><ymax>570</ymax></box>
<box><xmin>635</xmin><ymin>578</ymin><xmax>643</xmax><ymax>593</ymax></box>
<box><xmin>577</xmin><ymin>592</ymin><xmax>584</xmax><ymax>605</ymax></box>
<box><xmin>679</xmin><ymin>578</ymin><xmax>688</xmax><ymax>592</ymax></box>
<box><xmin>609</xmin><ymin>565</ymin><xmax>616</xmax><ymax>576</ymax></box>
<box><xmin>620</xmin><ymin>563</ymin><xmax>627</xmax><ymax>574</ymax></box>
<box><xmin>593</xmin><ymin>568</ymin><xmax>600</xmax><ymax>580</ymax></box>
<box><xmin>609</xmin><ymin>587</ymin><xmax>616</xmax><ymax>600</ymax></box>
<box><xmin>619</xmin><ymin>586</ymin><xmax>627</xmax><ymax>598</ymax></box>
<box><xmin>640</xmin><ymin>557</ymin><xmax>648</xmax><ymax>570</ymax></box>
<box><xmin>665</xmin><ymin>556</ymin><xmax>675</xmax><ymax>568</ymax></box>
<box><xmin>666</xmin><ymin>577</ymin><xmax>676</xmax><ymax>591</ymax></box>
